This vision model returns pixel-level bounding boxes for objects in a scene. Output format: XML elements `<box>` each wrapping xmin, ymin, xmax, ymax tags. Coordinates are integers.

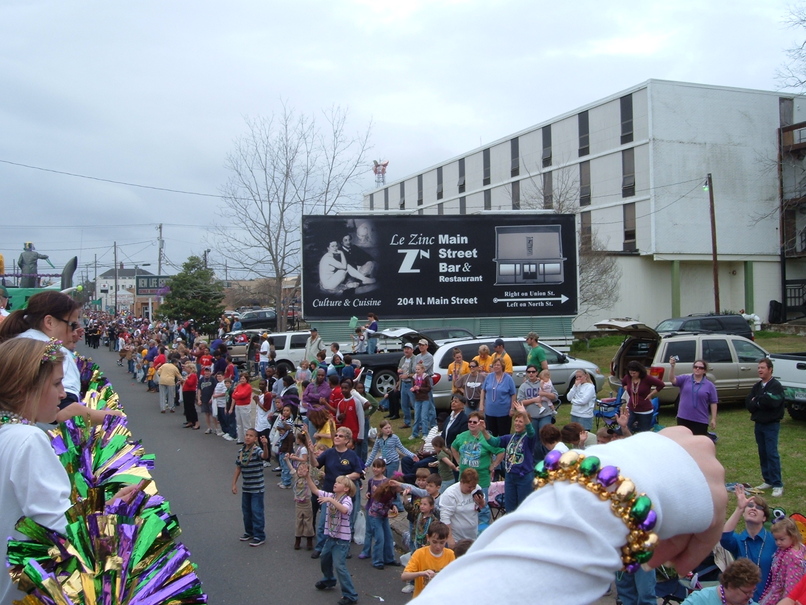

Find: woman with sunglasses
<box><xmin>669</xmin><ymin>357</ymin><xmax>718</xmax><ymax>436</ymax></box>
<box><xmin>0</xmin><ymin>291</ymin><xmax>121</xmax><ymax>425</ymax></box>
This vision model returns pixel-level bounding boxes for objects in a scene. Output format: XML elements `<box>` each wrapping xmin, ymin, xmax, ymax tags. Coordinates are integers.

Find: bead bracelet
<box><xmin>534</xmin><ymin>449</ymin><xmax>658</xmax><ymax>572</ymax></box>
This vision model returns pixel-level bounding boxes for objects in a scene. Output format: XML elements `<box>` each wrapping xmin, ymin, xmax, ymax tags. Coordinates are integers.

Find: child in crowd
<box><xmin>213</xmin><ymin>372</ymin><xmax>234</xmax><ymax>441</ymax></box>
<box><xmin>431</xmin><ymin>435</ymin><xmax>457</xmax><ymax>493</ymax></box>
<box><xmin>363</xmin><ymin>477</ymin><xmax>400</xmax><ymax>570</ymax></box>
<box><xmin>412</xmin><ymin>495</ymin><xmax>439</xmax><ymax>551</ymax></box>
<box><xmin>759</xmin><ymin>518</ymin><xmax>806</xmax><ymax>605</ymax></box>
<box><xmin>538</xmin><ymin>369</ymin><xmax>557</xmax><ymax>415</ymax></box>
<box><xmin>290</xmin><ymin>461</ymin><xmax>315</xmax><ymax>551</ymax></box>
<box><xmin>288</xmin><ymin>430</ymin><xmax>309</xmax><ymax>470</ymax></box>
<box><xmin>366</xmin><ymin>420</ymin><xmax>416</xmax><ymax>477</ymax></box>
<box><xmin>400</xmin><ymin>521</ymin><xmax>455</xmax><ymax>598</ymax></box>
<box><xmin>197</xmin><ymin>367</ymin><xmax>219</xmax><ymax>435</ymax></box>
<box><xmin>360</xmin><ymin>459</ymin><xmax>390</xmax><ymax>561</ymax></box>
<box><xmin>276</xmin><ymin>406</ymin><xmax>295</xmax><ymax>489</ymax></box>
<box><xmin>231</xmin><ymin>429</ymin><xmax>270</xmax><ymax>547</ymax></box>
<box><xmin>561</xmin><ymin>422</ymin><xmax>588</xmax><ymax>450</ymax></box>
<box><xmin>301</xmin><ymin>467</ymin><xmax>359</xmax><ymax>605</ymax></box>
<box><xmin>352</xmin><ymin>327</ymin><xmax>367</xmax><ymax>354</ymax></box>
<box><xmin>253</xmin><ymin>380</ymin><xmax>272</xmax><ymax>466</ymax></box>
<box><xmin>309</xmin><ymin>443</ymin><xmax>327</xmax><ymax>527</ymax></box>
<box><xmin>539</xmin><ymin>424</ymin><xmax>567</xmax><ymax>454</ymax></box>
<box><xmin>295</xmin><ymin>360</ymin><xmax>312</xmax><ymax>395</ymax></box>
<box><xmin>146</xmin><ymin>361</ymin><xmax>157</xmax><ymax>392</ymax></box>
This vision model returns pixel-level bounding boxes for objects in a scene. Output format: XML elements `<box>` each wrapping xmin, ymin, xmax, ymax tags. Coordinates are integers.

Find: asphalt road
<box><xmin>82</xmin><ymin>344</ymin><xmax>410</xmax><ymax>605</ymax></box>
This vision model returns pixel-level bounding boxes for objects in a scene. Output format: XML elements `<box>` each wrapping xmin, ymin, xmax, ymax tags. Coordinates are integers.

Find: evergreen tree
<box><xmin>158</xmin><ymin>256</ymin><xmax>225</xmax><ymax>334</ymax></box>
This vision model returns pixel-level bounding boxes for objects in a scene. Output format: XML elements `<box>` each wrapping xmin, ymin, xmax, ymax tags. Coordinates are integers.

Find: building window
<box><xmin>511</xmin><ymin>138</ymin><xmax>520</xmax><ymax>177</ymax></box>
<box><xmin>384</xmin><ymin>187</ymin><xmax>389</xmax><ymax>210</ymax></box>
<box><xmin>622</xmin><ymin>148</ymin><xmax>635</xmax><ymax>197</ymax></box>
<box><xmin>399</xmin><ymin>182</ymin><xmax>405</xmax><ymax>210</ymax></box>
<box><xmin>459</xmin><ymin>196</ymin><xmax>466</xmax><ymax>214</ymax></box>
<box><xmin>543</xmin><ymin>171</ymin><xmax>553</xmax><ymax>209</ymax></box>
<box><xmin>437</xmin><ymin>166</ymin><xmax>444</xmax><ymax>200</ymax></box>
<box><xmin>511</xmin><ymin>180</ymin><xmax>520</xmax><ymax>210</ymax></box>
<box><xmin>369</xmin><ymin>193</ymin><xmax>374</xmax><ymax>211</ymax></box>
<box><xmin>580</xmin><ymin>211</ymin><xmax>592</xmax><ymax>251</ymax></box>
<box><xmin>483</xmin><ymin>148</ymin><xmax>491</xmax><ymax>186</ymax></box>
<box><xmin>579</xmin><ymin>161</ymin><xmax>591</xmax><ymax>206</ymax></box>
<box><xmin>438</xmin><ymin>203</ymin><xmax>444</xmax><ymax>215</ymax></box>
<box><xmin>542</xmin><ymin>125</ymin><xmax>552</xmax><ymax>167</ymax></box>
<box><xmin>484</xmin><ymin>189</ymin><xmax>491</xmax><ymax>210</ymax></box>
<box><xmin>457</xmin><ymin>158</ymin><xmax>466</xmax><ymax>193</ymax></box>
<box><xmin>623</xmin><ymin>202</ymin><xmax>636</xmax><ymax>251</ymax></box>
<box><xmin>578</xmin><ymin>111</ymin><xmax>590</xmax><ymax>157</ymax></box>
<box><xmin>621</xmin><ymin>94</ymin><xmax>633</xmax><ymax>145</ymax></box>
<box><xmin>417</xmin><ymin>174</ymin><xmax>423</xmax><ymax>207</ymax></box>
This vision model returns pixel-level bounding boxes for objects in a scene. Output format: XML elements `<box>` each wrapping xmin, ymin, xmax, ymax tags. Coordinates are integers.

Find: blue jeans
<box><xmin>412</xmin><ymin>398</ymin><xmax>434</xmax><ymax>438</ymax></box>
<box><xmin>367</xmin><ymin>338</ymin><xmax>378</xmax><ymax>355</ymax></box>
<box><xmin>259</xmin><ymin>361</ymin><xmax>268</xmax><ymax>380</ymax></box>
<box><xmin>367</xmin><ymin>515</ymin><xmax>394</xmax><ymax>567</ymax></box>
<box><xmin>571</xmin><ymin>414</ymin><xmax>593</xmax><ymax>431</ymax></box>
<box><xmin>504</xmin><ymin>470</ymin><xmax>535</xmax><ymax>514</ymax></box>
<box><xmin>280</xmin><ymin>455</ymin><xmax>292</xmax><ymax>487</ymax></box>
<box><xmin>615</xmin><ymin>567</ymin><xmax>657</xmax><ymax>605</ymax></box>
<box><xmin>320</xmin><ymin>538</ymin><xmax>358</xmax><ymax>601</ymax></box>
<box><xmin>217</xmin><ymin>408</ymin><xmax>236</xmax><ymax>438</ymax></box>
<box><xmin>478</xmin><ymin>486</ymin><xmax>491</xmax><ymax>527</ymax></box>
<box><xmin>241</xmin><ymin>491</ymin><xmax>265</xmax><ymax>541</ymax></box>
<box><xmin>399</xmin><ymin>382</ymin><xmax>414</xmax><ymax>425</ymax></box>
<box><xmin>754</xmin><ymin>421</ymin><xmax>782</xmax><ymax>487</ymax></box>
<box><xmin>627</xmin><ymin>411</ymin><xmax>654</xmax><ymax>434</ymax></box>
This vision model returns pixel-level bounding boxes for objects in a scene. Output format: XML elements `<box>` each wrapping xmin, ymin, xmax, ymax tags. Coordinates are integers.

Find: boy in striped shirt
<box><xmin>232</xmin><ymin>429</ymin><xmax>269</xmax><ymax>546</ymax></box>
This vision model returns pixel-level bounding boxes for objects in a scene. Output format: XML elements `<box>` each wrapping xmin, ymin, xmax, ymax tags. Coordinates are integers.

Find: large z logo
<box><xmin>397</xmin><ymin>249</ymin><xmax>430</xmax><ymax>273</ymax></box>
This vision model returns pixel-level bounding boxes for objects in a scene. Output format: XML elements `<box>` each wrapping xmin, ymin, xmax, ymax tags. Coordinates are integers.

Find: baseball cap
<box><xmin>418</xmin><ymin>338</ymin><xmax>428</xmax><ymax>346</ymax></box>
<box><xmin>494</xmin><ymin>338</ymin><xmax>505</xmax><ymax>347</ymax></box>
<box><xmin>310</xmin><ymin>327</ymin><xmax>318</xmax><ymax>332</ymax></box>
<box><xmin>403</xmin><ymin>342</ymin><xmax>414</xmax><ymax>349</ymax></box>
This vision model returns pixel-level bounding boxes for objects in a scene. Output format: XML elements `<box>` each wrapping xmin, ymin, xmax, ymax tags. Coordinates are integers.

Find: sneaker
<box><xmin>337</xmin><ymin>598</ymin><xmax>358</xmax><ymax>605</ymax></box>
<box><xmin>215</xmin><ymin>430</ymin><xmax>224</xmax><ymax>436</ymax></box>
<box><xmin>772</xmin><ymin>487</ymin><xmax>784</xmax><ymax>497</ymax></box>
<box><xmin>358</xmin><ymin>553</ymin><xmax>369</xmax><ymax>559</ymax></box>
<box><xmin>204</xmin><ymin>428</ymin><xmax>213</xmax><ymax>434</ymax></box>
<box><xmin>222</xmin><ymin>434</ymin><xmax>235</xmax><ymax>441</ymax></box>
<box><xmin>249</xmin><ymin>538</ymin><xmax>265</xmax><ymax>547</ymax></box>
<box><xmin>314</xmin><ymin>579</ymin><xmax>334</xmax><ymax>589</ymax></box>
<box><xmin>401</xmin><ymin>584</ymin><xmax>415</xmax><ymax>594</ymax></box>
<box><xmin>754</xmin><ymin>482</ymin><xmax>772</xmax><ymax>490</ymax></box>
<box><xmin>263</xmin><ymin>461</ymin><xmax>270</xmax><ymax>468</ymax></box>
<box><xmin>277</xmin><ymin>483</ymin><xmax>290</xmax><ymax>489</ymax></box>
<box><xmin>272</xmin><ymin>467</ymin><xmax>281</xmax><ymax>472</ymax></box>
<box><xmin>239</xmin><ymin>534</ymin><xmax>253</xmax><ymax>541</ymax></box>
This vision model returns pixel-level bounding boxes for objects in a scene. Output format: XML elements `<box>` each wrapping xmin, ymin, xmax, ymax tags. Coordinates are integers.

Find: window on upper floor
<box><xmin>437</xmin><ymin>166</ymin><xmax>444</xmax><ymax>200</ymax></box>
<box><xmin>579</xmin><ymin>161</ymin><xmax>591</xmax><ymax>206</ymax></box>
<box><xmin>369</xmin><ymin>193</ymin><xmax>374</xmax><ymax>211</ymax></box>
<box><xmin>623</xmin><ymin>202</ymin><xmax>636</xmax><ymax>252</ymax></box>
<box><xmin>484</xmin><ymin>189</ymin><xmax>491</xmax><ymax>210</ymax></box>
<box><xmin>543</xmin><ymin>171</ymin><xmax>553</xmax><ymax>209</ymax></box>
<box><xmin>622</xmin><ymin>148</ymin><xmax>635</xmax><ymax>198</ymax></box>
<box><xmin>457</xmin><ymin>158</ymin><xmax>466</xmax><ymax>193</ymax></box>
<box><xmin>621</xmin><ymin>94</ymin><xmax>634</xmax><ymax>145</ymax></box>
<box><xmin>483</xmin><ymin>148</ymin><xmax>491</xmax><ymax>186</ymax></box>
<box><xmin>384</xmin><ymin>187</ymin><xmax>389</xmax><ymax>210</ymax></box>
<box><xmin>542</xmin><ymin>125</ymin><xmax>552</xmax><ymax>168</ymax></box>
<box><xmin>511</xmin><ymin>180</ymin><xmax>520</xmax><ymax>210</ymax></box>
<box><xmin>578</xmin><ymin>111</ymin><xmax>590</xmax><ymax>157</ymax></box>
<box><xmin>417</xmin><ymin>174</ymin><xmax>423</xmax><ymax>207</ymax></box>
<box><xmin>459</xmin><ymin>196</ymin><xmax>466</xmax><ymax>214</ymax></box>
<box><xmin>511</xmin><ymin>138</ymin><xmax>520</xmax><ymax>177</ymax></box>
<box><xmin>399</xmin><ymin>182</ymin><xmax>405</xmax><ymax>210</ymax></box>
<box><xmin>580</xmin><ymin>211</ymin><xmax>592</xmax><ymax>251</ymax></box>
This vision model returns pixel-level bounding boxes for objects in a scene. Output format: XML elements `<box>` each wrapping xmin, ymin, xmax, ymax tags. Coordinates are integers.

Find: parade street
<box><xmin>84</xmin><ymin>344</ymin><xmax>410</xmax><ymax>605</ymax></box>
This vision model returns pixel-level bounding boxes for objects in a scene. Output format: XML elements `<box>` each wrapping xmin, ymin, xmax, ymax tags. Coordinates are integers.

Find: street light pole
<box><xmin>705</xmin><ymin>173</ymin><xmax>720</xmax><ymax>314</ymax></box>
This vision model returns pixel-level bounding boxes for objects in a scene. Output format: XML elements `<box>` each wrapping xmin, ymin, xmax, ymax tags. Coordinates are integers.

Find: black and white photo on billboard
<box><xmin>305</xmin><ymin>217</ymin><xmax>379</xmax><ymax>296</ymax></box>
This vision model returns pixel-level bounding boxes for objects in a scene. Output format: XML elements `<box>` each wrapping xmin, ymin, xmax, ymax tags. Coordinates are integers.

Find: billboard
<box><xmin>135</xmin><ymin>275</ymin><xmax>171</xmax><ymax>296</ymax></box>
<box><xmin>301</xmin><ymin>214</ymin><xmax>578</xmax><ymax>320</ymax></box>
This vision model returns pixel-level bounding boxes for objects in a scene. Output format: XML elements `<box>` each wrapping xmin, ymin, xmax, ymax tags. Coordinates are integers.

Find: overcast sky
<box><xmin>0</xmin><ymin>0</ymin><xmax>800</xmax><ymax>284</ymax></box>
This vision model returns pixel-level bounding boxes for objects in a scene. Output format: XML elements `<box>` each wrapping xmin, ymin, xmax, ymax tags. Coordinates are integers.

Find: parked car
<box><xmin>416</xmin><ymin>327</ymin><xmax>476</xmax><ymax>341</ymax></box>
<box><xmin>766</xmin><ymin>352</ymin><xmax>806</xmax><ymax>421</ymax></box>
<box><xmin>257</xmin><ymin>331</ymin><xmax>310</xmax><ymax>375</ymax></box>
<box><xmin>356</xmin><ymin>328</ymin><xmax>605</xmax><ymax>409</ymax></box>
<box><xmin>595</xmin><ymin>318</ymin><xmax>770</xmax><ymax>405</ymax></box>
<box><xmin>655</xmin><ymin>313</ymin><xmax>754</xmax><ymax>341</ymax></box>
<box><xmin>223</xmin><ymin>330</ymin><xmax>263</xmax><ymax>364</ymax></box>
<box><xmin>238</xmin><ymin>308</ymin><xmax>277</xmax><ymax>331</ymax></box>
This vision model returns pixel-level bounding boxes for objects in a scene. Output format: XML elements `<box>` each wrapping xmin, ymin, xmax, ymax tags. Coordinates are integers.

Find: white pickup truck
<box><xmin>769</xmin><ymin>353</ymin><xmax>806</xmax><ymax>421</ymax></box>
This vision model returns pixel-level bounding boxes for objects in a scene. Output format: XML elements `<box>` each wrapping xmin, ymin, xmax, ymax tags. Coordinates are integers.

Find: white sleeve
<box><xmin>416</xmin><ymin>432</ymin><xmax>713</xmax><ymax>604</ymax></box>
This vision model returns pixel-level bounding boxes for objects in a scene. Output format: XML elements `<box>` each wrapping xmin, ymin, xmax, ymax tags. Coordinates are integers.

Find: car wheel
<box><xmin>787</xmin><ymin>400</ymin><xmax>806</xmax><ymax>421</ymax></box>
<box><xmin>372</xmin><ymin>370</ymin><xmax>398</xmax><ymax>397</ymax></box>
<box><xmin>277</xmin><ymin>361</ymin><xmax>294</xmax><ymax>375</ymax></box>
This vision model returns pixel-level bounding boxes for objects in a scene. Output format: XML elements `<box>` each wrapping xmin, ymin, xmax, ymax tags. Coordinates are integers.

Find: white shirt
<box><xmin>439</xmin><ymin>481</ymin><xmax>482</xmax><ymax>542</ymax></box>
<box><xmin>259</xmin><ymin>340</ymin><xmax>270</xmax><ymax>363</ymax></box>
<box><xmin>0</xmin><ymin>425</ymin><xmax>71</xmax><ymax>605</ymax></box>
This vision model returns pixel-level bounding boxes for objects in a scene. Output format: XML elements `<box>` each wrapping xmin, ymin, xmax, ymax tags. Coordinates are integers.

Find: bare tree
<box><xmin>778</xmin><ymin>4</ymin><xmax>806</xmax><ymax>90</ymax></box>
<box><xmin>216</xmin><ymin>104</ymin><xmax>372</xmax><ymax>331</ymax></box>
<box><xmin>514</xmin><ymin>162</ymin><xmax>622</xmax><ymax>317</ymax></box>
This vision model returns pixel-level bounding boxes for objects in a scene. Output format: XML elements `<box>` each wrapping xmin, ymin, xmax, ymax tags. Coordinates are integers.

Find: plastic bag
<box><xmin>353</xmin><ymin>510</ymin><xmax>366</xmax><ymax>545</ymax></box>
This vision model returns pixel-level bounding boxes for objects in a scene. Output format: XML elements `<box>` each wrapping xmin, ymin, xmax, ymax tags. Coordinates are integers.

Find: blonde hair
<box><xmin>334</xmin><ymin>475</ymin><xmax>356</xmax><ymax>498</ymax></box>
<box><xmin>772</xmin><ymin>518</ymin><xmax>803</xmax><ymax>545</ymax></box>
<box><xmin>538</xmin><ymin>369</ymin><xmax>551</xmax><ymax>382</ymax></box>
<box><xmin>0</xmin><ymin>338</ymin><xmax>64</xmax><ymax>420</ymax></box>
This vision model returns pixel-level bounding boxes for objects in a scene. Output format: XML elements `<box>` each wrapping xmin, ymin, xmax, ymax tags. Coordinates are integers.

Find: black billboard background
<box><xmin>301</xmin><ymin>214</ymin><xmax>577</xmax><ymax>320</ymax></box>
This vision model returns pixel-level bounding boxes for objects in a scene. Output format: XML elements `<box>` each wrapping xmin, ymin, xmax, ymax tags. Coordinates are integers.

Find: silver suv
<box><xmin>596</xmin><ymin>319</ymin><xmax>770</xmax><ymax>405</ymax></box>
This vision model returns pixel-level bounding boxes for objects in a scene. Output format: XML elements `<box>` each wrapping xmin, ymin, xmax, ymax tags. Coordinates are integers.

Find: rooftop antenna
<box><xmin>372</xmin><ymin>159</ymin><xmax>389</xmax><ymax>186</ymax></box>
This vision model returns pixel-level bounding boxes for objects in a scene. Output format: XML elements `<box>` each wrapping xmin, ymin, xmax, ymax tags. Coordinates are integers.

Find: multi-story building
<box><xmin>97</xmin><ymin>264</ymin><xmax>155</xmax><ymax>316</ymax></box>
<box><xmin>363</xmin><ymin>79</ymin><xmax>806</xmax><ymax>332</ymax></box>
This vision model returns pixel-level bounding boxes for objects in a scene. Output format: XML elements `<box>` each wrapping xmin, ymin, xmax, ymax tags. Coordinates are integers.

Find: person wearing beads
<box><xmin>366</xmin><ymin>420</ymin><xmax>417</xmax><ymax>477</ymax></box>
<box><xmin>0</xmin><ymin>338</ymin><xmax>72</xmax><ymax>605</ymax></box>
<box><xmin>410</xmin><ymin>427</ymin><xmax>727</xmax><ymax>604</ymax></box>
<box><xmin>0</xmin><ymin>291</ymin><xmax>122</xmax><ymax>425</ymax></box>
<box><xmin>484</xmin><ymin>401</ymin><xmax>536</xmax><ymax>513</ymax></box>
<box><xmin>758</xmin><ymin>518</ymin><xmax>806</xmax><ymax>605</ymax></box>
<box><xmin>721</xmin><ymin>485</ymin><xmax>775</xmax><ymax>602</ymax></box>
<box><xmin>681</xmin><ymin>558</ymin><xmax>761</xmax><ymax>605</ymax></box>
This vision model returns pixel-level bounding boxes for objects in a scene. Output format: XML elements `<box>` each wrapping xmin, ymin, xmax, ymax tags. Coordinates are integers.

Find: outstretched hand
<box><xmin>647</xmin><ymin>427</ymin><xmax>727</xmax><ymax>575</ymax></box>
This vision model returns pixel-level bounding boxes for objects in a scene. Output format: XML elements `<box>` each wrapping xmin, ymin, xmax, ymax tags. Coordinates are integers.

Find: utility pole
<box><xmin>114</xmin><ymin>242</ymin><xmax>118</xmax><ymax>315</ymax></box>
<box><xmin>94</xmin><ymin>254</ymin><xmax>97</xmax><ymax>299</ymax></box>
<box><xmin>706</xmin><ymin>173</ymin><xmax>720</xmax><ymax>314</ymax></box>
<box><xmin>157</xmin><ymin>223</ymin><xmax>163</xmax><ymax>276</ymax></box>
